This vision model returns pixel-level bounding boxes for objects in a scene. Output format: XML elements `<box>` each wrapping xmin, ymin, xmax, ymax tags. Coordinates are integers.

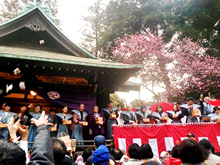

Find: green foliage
<box><xmin>96</xmin><ymin>0</ymin><xmax>220</xmax><ymax>58</ymax></box>
<box><xmin>130</xmin><ymin>99</ymin><xmax>141</xmax><ymax>108</ymax></box>
<box><xmin>110</xmin><ymin>93</ymin><xmax>125</xmax><ymax>108</ymax></box>
<box><xmin>80</xmin><ymin>0</ymin><xmax>106</xmax><ymax>58</ymax></box>
<box><xmin>0</xmin><ymin>0</ymin><xmax>61</xmax><ymax>27</ymax></box>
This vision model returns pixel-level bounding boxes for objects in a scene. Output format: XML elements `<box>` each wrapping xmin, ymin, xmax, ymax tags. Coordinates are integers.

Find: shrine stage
<box><xmin>113</xmin><ymin>123</ymin><xmax>220</xmax><ymax>157</ymax></box>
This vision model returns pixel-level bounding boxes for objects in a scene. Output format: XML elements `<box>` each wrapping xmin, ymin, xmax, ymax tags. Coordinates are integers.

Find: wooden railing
<box><xmin>28</xmin><ymin>139</ymin><xmax>115</xmax><ymax>156</ymax></box>
<box><xmin>74</xmin><ymin>139</ymin><xmax>114</xmax><ymax>155</ymax></box>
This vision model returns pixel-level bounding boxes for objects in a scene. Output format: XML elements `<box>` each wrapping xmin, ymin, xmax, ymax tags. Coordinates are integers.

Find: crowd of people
<box><xmin>0</xmin><ymin>94</ymin><xmax>219</xmax><ymax>164</ymax></box>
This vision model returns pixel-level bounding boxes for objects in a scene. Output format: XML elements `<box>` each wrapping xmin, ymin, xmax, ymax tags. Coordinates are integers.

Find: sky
<box><xmin>57</xmin><ymin>0</ymin><xmax>164</xmax><ymax>104</ymax></box>
<box><xmin>57</xmin><ymin>0</ymin><xmax>108</xmax><ymax>44</ymax></box>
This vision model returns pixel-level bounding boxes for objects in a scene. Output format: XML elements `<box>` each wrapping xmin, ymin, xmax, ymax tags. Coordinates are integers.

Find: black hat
<box><xmin>94</xmin><ymin>135</ymin><xmax>106</xmax><ymax>147</ymax></box>
<box><xmin>187</xmin><ymin>133</ymin><xmax>195</xmax><ymax>138</ymax></box>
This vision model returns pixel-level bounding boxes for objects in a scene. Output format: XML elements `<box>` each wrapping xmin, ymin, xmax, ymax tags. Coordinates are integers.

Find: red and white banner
<box><xmin>113</xmin><ymin>123</ymin><xmax>220</xmax><ymax>158</ymax></box>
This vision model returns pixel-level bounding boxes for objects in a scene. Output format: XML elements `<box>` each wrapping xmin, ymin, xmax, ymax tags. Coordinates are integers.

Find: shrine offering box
<box><xmin>110</xmin><ymin>113</ymin><xmax>116</xmax><ymax>119</ymax></box>
<box><xmin>96</xmin><ymin>117</ymin><xmax>103</xmax><ymax>125</ymax></box>
<box><xmin>63</xmin><ymin>120</ymin><xmax>72</xmax><ymax>125</ymax></box>
<box><xmin>0</xmin><ymin>124</ymin><xmax>7</xmax><ymax>128</ymax></box>
<box><xmin>81</xmin><ymin>121</ymin><xmax>88</xmax><ymax>126</ymax></box>
<box><xmin>192</xmin><ymin>109</ymin><xmax>201</xmax><ymax>117</ymax></box>
<box><xmin>161</xmin><ymin>116</ymin><xmax>168</xmax><ymax>121</ymax></box>
<box><xmin>50</xmin><ymin>126</ymin><xmax>57</xmax><ymax>131</ymax></box>
<box><xmin>143</xmin><ymin>118</ymin><xmax>150</xmax><ymax>123</ymax></box>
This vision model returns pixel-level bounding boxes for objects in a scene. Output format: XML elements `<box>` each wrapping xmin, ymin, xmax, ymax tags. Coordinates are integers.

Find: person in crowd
<box><xmin>200</xmin><ymin>94</ymin><xmax>215</xmax><ymax>115</ymax></box>
<box><xmin>141</xmin><ymin>143</ymin><xmax>162</xmax><ymax>164</ymax></box>
<box><xmin>92</xmin><ymin>144</ymin><xmax>111</xmax><ymax>165</ymax></box>
<box><xmin>112</xmin><ymin>148</ymin><xmax>124</xmax><ymax>164</ymax></box>
<box><xmin>1</xmin><ymin>110</ymin><xmax>55</xmax><ymax>165</ymax></box>
<box><xmin>164</xmin><ymin>145</ymin><xmax>182</xmax><ymax>165</ymax></box>
<box><xmin>89</xmin><ymin>105</ymin><xmax>105</xmax><ymax>139</ymax></box>
<box><xmin>0</xmin><ymin>139</ymin><xmax>26</xmax><ymax>165</ymax></box>
<box><xmin>56</xmin><ymin>106</ymin><xmax>72</xmax><ymax>137</ymax></box>
<box><xmin>171</xmin><ymin>145</ymin><xmax>180</xmax><ymax>158</ymax></box>
<box><xmin>52</xmin><ymin>138</ymin><xmax>73</xmax><ymax>165</ymax></box>
<box><xmin>125</xmin><ymin>143</ymin><xmax>142</xmax><ymax>165</ymax></box>
<box><xmin>116</xmin><ymin>104</ymin><xmax>124</xmax><ymax>125</ymax></box>
<box><xmin>160</xmin><ymin>151</ymin><xmax>170</xmax><ymax>164</ymax></box>
<box><xmin>178</xmin><ymin>139</ymin><xmax>205</xmax><ymax>164</ymax></box>
<box><xmin>86</xmin><ymin>135</ymin><xmax>115</xmax><ymax>165</ymax></box>
<box><xmin>122</xmin><ymin>105</ymin><xmax>137</xmax><ymax>125</ymax></box>
<box><xmin>75</xmin><ymin>155</ymin><xmax>84</xmax><ymax>165</ymax></box>
<box><xmin>119</xmin><ymin>150</ymin><xmax>130</xmax><ymax>165</ymax></box>
<box><xmin>136</xmin><ymin>105</ymin><xmax>151</xmax><ymax>124</ymax></box>
<box><xmin>82</xmin><ymin>148</ymin><xmax>93</xmax><ymax>163</ymax></box>
<box><xmin>167</xmin><ymin>104</ymin><xmax>184</xmax><ymax>123</ymax></box>
<box><xmin>102</xmin><ymin>102</ymin><xmax>119</xmax><ymax>139</ymax></box>
<box><xmin>2</xmin><ymin>118</ymin><xmax>29</xmax><ymax>164</ymax></box>
<box><xmin>71</xmin><ymin>104</ymin><xmax>88</xmax><ymax>142</ymax></box>
<box><xmin>151</xmin><ymin>105</ymin><xmax>168</xmax><ymax>124</ymax></box>
<box><xmin>15</xmin><ymin>104</ymin><xmax>33</xmax><ymax>127</ymax></box>
<box><xmin>47</xmin><ymin>108</ymin><xmax>59</xmax><ymax>137</ymax></box>
<box><xmin>0</xmin><ymin>103</ymin><xmax>16</xmax><ymax>139</ymax></box>
<box><xmin>199</xmin><ymin>139</ymin><xmax>220</xmax><ymax>164</ymax></box>
<box><xmin>187</xmin><ymin>133</ymin><xmax>196</xmax><ymax>141</ymax></box>
<box><xmin>208</xmin><ymin>107</ymin><xmax>220</xmax><ymax>122</ymax></box>
<box><xmin>180</xmin><ymin>98</ymin><xmax>201</xmax><ymax>118</ymax></box>
<box><xmin>29</xmin><ymin>110</ymin><xmax>55</xmax><ymax>164</ymax></box>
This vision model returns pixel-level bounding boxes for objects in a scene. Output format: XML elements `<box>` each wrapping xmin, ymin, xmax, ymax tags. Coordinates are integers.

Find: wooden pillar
<box><xmin>96</xmin><ymin>90</ymin><xmax>110</xmax><ymax>110</ymax></box>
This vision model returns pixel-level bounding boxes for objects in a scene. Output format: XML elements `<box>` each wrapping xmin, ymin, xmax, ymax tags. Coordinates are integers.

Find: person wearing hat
<box><xmin>187</xmin><ymin>133</ymin><xmax>196</xmax><ymax>141</ymax></box>
<box><xmin>86</xmin><ymin>135</ymin><xmax>115</xmax><ymax>165</ymax></box>
<box><xmin>92</xmin><ymin>145</ymin><xmax>110</xmax><ymax>165</ymax></box>
<box><xmin>0</xmin><ymin>103</ymin><xmax>16</xmax><ymax>139</ymax></box>
<box><xmin>47</xmin><ymin>108</ymin><xmax>58</xmax><ymax>137</ymax></box>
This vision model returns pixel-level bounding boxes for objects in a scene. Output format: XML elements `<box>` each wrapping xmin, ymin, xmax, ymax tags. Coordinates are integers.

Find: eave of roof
<box><xmin>0</xmin><ymin>46</ymin><xmax>142</xmax><ymax>69</ymax></box>
<box><xmin>0</xmin><ymin>7</ymin><xmax>96</xmax><ymax>59</ymax></box>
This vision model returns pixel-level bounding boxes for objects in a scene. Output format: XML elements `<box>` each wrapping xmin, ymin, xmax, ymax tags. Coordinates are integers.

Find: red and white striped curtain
<box><xmin>113</xmin><ymin>123</ymin><xmax>220</xmax><ymax>158</ymax></box>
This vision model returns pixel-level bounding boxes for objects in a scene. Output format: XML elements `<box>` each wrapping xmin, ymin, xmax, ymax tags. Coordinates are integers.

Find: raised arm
<box><xmin>28</xmin><ymin>111</ymin><xmax>55</xmax><ymax>165</ymax></box>
<box><xmin>24</xmin><ymin>106</ymin><xmax>33</xmax><ymax>119</ymax></box>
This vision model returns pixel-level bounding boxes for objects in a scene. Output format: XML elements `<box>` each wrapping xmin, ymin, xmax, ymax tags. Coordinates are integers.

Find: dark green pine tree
<box><xmin>80</xmin><ymin>0</ymin><xmax>106</xmax><ymax>58</ymax></box>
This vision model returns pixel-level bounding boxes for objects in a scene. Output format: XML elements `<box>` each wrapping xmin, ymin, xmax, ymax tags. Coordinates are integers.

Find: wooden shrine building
<box><xmin>0</xmin><ymin>0</ymin><xmax>141</xmax><ymax>113</ymax></box>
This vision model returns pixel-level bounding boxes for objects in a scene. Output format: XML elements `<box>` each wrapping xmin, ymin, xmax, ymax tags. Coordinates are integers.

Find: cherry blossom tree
<box><xmin>167</xmin><ymin>38</ymin><xmax>220</xmax><ymax>99</ymax></box>
<box><xmin>111</xmin><ymin>32</ymin><xmax>220</xmax><ymax>100</ymax></box>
